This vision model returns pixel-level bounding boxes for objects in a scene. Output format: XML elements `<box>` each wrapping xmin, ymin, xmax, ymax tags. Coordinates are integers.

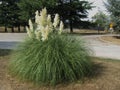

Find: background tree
<box><xmin>0</xmin><ymin>0</ymin><xmax>20</xmax><ymax>32</ymax></box>
<box><xmin>53</xmin><ymin>0</ymin><xmax>92</xmax><ymax>33</ymax></box>
<box><xmin>18</xmin><ymin>0</ymin><xmax>92</xmax><ymax>33</ymax></box>
<box><xmin>105</xmin><ymin>0</ymin><xmax>120</xmax><ymax>32</ymax></box>
<box><xmin>0</xmin><ymin>0</ymin><xmax>93</xmax><ymax>32</ymax></box>
<box><xmin>92</xmin><ymin>11</ymin><xmax>110</xmax><ymax>30</ymax></box>
<box><xmin>17</xmin><ymin>0</ymin><xmax>57</xmax><ymax>27</ymax></box>
<box><xmin>0</xmin><ymin>0</ymin><xmax>8</xmax><ymax>32</ymax></box>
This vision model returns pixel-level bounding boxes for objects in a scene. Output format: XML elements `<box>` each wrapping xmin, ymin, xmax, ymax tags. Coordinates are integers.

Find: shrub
<box><xmin>9</xmin><ymin>8</ymin><xmax>93</xmax><ymax>86</ymax></box>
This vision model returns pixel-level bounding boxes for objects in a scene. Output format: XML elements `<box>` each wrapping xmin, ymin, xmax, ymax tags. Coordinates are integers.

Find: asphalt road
<box><xmin>0</xmin><ymin>33</ymin><xmax>120</xmax><ymax>60</ymax></box>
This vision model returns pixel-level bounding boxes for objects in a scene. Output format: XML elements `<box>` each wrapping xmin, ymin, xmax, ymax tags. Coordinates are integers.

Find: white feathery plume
<box><xmin>44</xmin><ymin>25</ymin><xmax>49</xmax><ymax>40</ymax></box>
<box><xmin>26</xmin><ymin>26</ymin><xmax>33</xmax><ymax>38</ymax></box>
<box><xmin>29</xmin><ymin>19</ymin><xmax>33</xmax><ymax>31</ymax></box>
<box><xmin>47</xmin><ymin>14</ymin><xmax>52</xmax><ymax>25</ymax></box>
<box><xmin>41</xmin><ymin>27</ymin><xmax>45</xmax><ymax>41</ymax></box>
<box><xmin>53</xmin><ymin>14</ymin><xmax>59</xmax><ymax>28</ymax></box>
<box><xmin>35</xmin><ymin>30</ymin><xmax>41</xmax><ymax>40</ymax></box>
<box><xmin>36</xmin><ymin>25</ymin><xmax>44</xmax><ymax>31</ymax></box>
<box><xmin>47</xmin><ymin>14</ymin><xmax>53</xmax><ymax>32</ymax></box>
<box><xmin>59</xmin><ymin>21</ymin><xmax>64</xmax><ymax>34</ymax></box>
<box><xmin>26</xmin><ymin>8</ymin><xmax>64</xmax><ymax>41</ymax></box>
<box><xmin>35</xmin><ymin>10</ymin><xmax>40</xmax><ymax>24</ymax></box>
<box><xmin>40</xmin><ymin>8</ymin><xmax>47</xmax><ymax>27</ymax></box>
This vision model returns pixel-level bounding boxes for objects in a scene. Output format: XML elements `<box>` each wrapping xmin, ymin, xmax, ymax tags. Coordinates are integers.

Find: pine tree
<box><xmin>57</xmin><ymin>0</ymin><xmax>92</xmax><ymax>33</ymax></box>
<box><xmin>18</xmin><ymin>0</ymin><xmax>57</xmax><ymax>25</ymax></box>
<box><xmin>0</xmin><ymin>0</ymin><xmax>8</xmax><ymax>32</ymax></box>
<box><xmin>18</xmin><ymin>0</ymin><xmax>92</xmax><ymax>33</ymax></box>
<box><xmin>0</xmin><ymin>0</ymin><xmax>20</xmax><ymax>32</ymax></box>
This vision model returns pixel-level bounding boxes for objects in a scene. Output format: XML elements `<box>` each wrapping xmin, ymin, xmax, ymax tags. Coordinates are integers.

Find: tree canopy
<box><xmin>105</xmin><ymin>0</ymin><xmax>120</xmax><ymax>31</ymax></box>
<box><xmin>0</xmin><ymin>0</ymin><xmax>93</xmax><ymax>32</ymax></box>
<box><xmin>18</xmin><ymin>0</ymin><xmax>92</xmax><ymax>32</ymax></box>
<box><xmin>92</xmin><ymin>11</ymin><xmax>110</xmax><ymax>29</ymax></box>
<box><xmin>0</xmin><ymin>0</ymin><xmax>20</xmax><ymax>32</ymax></box>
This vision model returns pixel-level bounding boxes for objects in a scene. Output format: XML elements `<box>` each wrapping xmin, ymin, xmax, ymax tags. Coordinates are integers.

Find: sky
<box><xmin>86</xmin><ymin>0</ymin><xmax>108</xmax><ymax>20</ymax></box>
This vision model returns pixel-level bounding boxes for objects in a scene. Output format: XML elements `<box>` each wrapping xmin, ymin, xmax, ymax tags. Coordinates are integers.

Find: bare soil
<box><xmin>0</xmin><ymin>49</ymin><xmax>120</xmax><ymax>90</ymax></box>
<box><xmin>100</xmin><ymin>36</ymin><xmax>120</xmax><ymax>45</ymax></box>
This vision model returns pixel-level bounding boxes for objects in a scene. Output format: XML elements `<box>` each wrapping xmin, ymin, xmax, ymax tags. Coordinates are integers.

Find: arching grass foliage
<box><xmin>9</xmin><ymin>8</ymin><xmax>93</xmax><ymax>86</ymax></box>
<box><xmin>9</xmin><ymin>34</ymin><xmax>93</xmax><ymax>86</ymax></box>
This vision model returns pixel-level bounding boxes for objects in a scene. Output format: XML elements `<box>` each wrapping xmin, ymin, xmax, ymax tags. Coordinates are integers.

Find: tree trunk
<box><xmin>98</xmin><ymin>29</ymin><xmax>100</xmax><ymax>34</ymax></box>
<box><xmin>18</xmin><ymin>26</ymin><xmax>20</xmax><ymax>32</ymax></box>
<box><xmin>70</xmin><ymin>18</ymin><xmax>73</xmax><ymax>33</ymax></box>
<box><xmin>97</xmin><ymin>24</ymin><xmax>100</xmax><ymax>34</ymax></box>
<box><xmin>11</xmin><ymin>27</ymin><xmax>14</xmax><ymax>32</ymax></box>
<box><xmin>23</xmin><ymin>26</ymin><xmax>26</xmax><ymax>32</ymax></box>
<box><xmin>69</xmin><ymin>0</ymin><xmax>73</xmax><ymax>33</ymax></box>
<box><xmin>5</xmin><ymin>26</ymin><xmax>7</xmax><ymax>32</ymax></box>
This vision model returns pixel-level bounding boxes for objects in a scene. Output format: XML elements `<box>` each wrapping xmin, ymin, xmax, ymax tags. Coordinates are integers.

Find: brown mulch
<box><xmin>0</xmin><ymin>50</ymin><xmax>120</xmax><ymax>90</ymax></box>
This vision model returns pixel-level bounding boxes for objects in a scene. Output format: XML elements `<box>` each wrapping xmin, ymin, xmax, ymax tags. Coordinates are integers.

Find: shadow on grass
<box><xmin>0</xmin><ymin>49</ymin><xmax>12</xmax><ymax>56</ymax></box>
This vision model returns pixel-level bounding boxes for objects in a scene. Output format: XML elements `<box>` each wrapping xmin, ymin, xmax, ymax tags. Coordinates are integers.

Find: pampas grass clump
<box><xmin>9</xmin><ymin>8</ymin><xmax>93</xmax><ymax>86</ymax></box>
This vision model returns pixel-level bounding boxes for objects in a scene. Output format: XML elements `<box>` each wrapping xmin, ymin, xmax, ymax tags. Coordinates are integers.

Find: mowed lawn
<box><xmin>0</xmin><ymin>49</ymin><xmax>120</xmax><ymax>90</ymax></box>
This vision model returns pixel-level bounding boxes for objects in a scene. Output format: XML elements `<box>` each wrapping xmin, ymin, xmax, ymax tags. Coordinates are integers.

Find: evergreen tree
<box><xmin>105</xmin><ymin>0</ymin><xmax>120</xmax><ymax>31</ymax></box>
<box><xmin>56</xmin><ymin>0</ymin><xmax>92</xmax><ymax>32</ymax></box>
<box><xmin>0</xmin><ymin>0</ymin><xmax>8</xmax><ymax>32</ymax></box>
<box><xmin>17</xmin><ymin>0</ymin><xmax>57</xmax><ymax>26</ymax></box>
<box><xmin>0</xmin><ymin>0</ymin><xmax>20</xmax><ymax>32</ymax></box>
<box><xmin>18</xmin><ymin>0</ymin><xmax>92</xmax><ymax>33</ymax></box>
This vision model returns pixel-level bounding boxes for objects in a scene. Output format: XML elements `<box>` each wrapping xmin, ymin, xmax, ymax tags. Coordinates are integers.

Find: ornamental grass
<box><xmin>9</xmin><ymin>8</ymin><xmax>93</xmax><ymax>86</ymax></box>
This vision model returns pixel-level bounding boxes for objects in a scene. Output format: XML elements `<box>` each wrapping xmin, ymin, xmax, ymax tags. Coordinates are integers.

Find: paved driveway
<box><xmin>0</xmin><ymin>33</ymin><xmax>26</xmax><ymax>49</ymax></box>
<box><xmin>0</xmin><ymin>33</ymin><xmax>120</xmax><ymax>60</ymax></box>
<box><xmin>82</xmin><ymin>35</ymin><xmax>120</xmax><ymax>60</ymax></box>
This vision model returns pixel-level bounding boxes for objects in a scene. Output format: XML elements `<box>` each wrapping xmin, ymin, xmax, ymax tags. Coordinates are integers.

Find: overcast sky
<box><xmin>86</xmin><ymin>0</ymin><xmax>108</xmax><ymax>20</ymax></box>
